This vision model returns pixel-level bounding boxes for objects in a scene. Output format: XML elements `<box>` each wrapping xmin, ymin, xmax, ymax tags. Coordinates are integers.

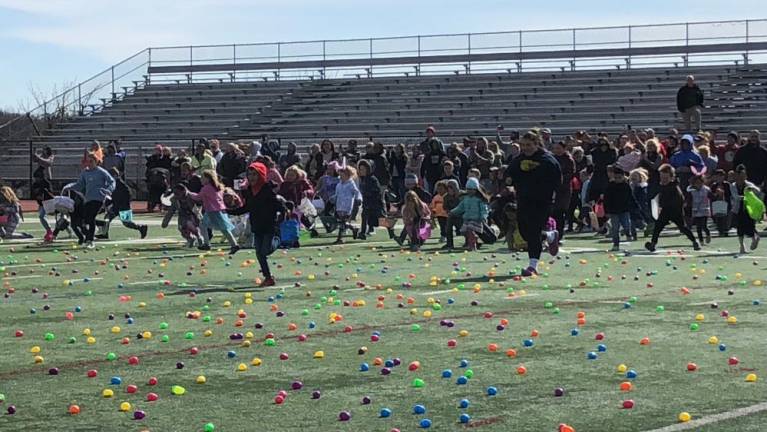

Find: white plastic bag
<box><xmin>299</xmin><ymin>198</ymin><xmax>318</xmax><ymax>217</ymax></box>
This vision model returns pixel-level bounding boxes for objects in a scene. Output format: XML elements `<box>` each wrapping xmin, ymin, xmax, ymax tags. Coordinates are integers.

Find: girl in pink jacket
<box><xmin>188</xmin><ymin>169</ymin><xmax>240</xmax><ymax>254</ymax></box>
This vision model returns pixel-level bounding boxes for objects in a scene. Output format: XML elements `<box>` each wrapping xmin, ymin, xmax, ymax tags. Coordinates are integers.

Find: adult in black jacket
<box><xmin>388</xmin><ymin>144</ymin><xmax>408</xmax><ymax>202</ymax></box>
<box><xmin>419</xmin><ymin>126</ymin><xmax>443</xmax><ymax>156</ymax></box>
<box><xmin>95</xmin><ymin>168</ymin><xmax>148</xmax><ymax>239</ymax></box>
<box><xmin>357</xmin><ymin>160</ymin><xmax>385</xmax><ymax>239</ymax></box>
<box><xmin>421</xmin><ymin>139</ymin><xmax>446</xmax><ymax>194</ymax></box>
<box><xmin>505</xmin><ymin>132</ymin><xmax>562</xmax><ymax>276</ymax></box>
<box><xmin>676</xmin><ymin>75</ymin><xmax>705</xmax><ymax>132</ymax></box>
<box><xmin>588</xmin><ymin>138</ymin><xmax>618</xmax><ymax>202</ymax></box>
<box><xmin>447</xmin><ymin>144</ymin><xmax>469</xmax><ymax>184</ymax></box>
<box><xmin>278</xmin><ymin>142</ymin><xmax>301</xmax><ymax>173</ymax></box>
<box><xmin>229</xmin><ymin>162</ymin><xmax>285</xmax><ymax>287</ymax></box>
<box><xmin>217</xmin><ymin>143</ymin><xmax>247</xmax><ymax>187</ymax></box>
<box><xmin>732</xmin><ymin>130</ymin><xmax>767</xmax><ymax>187</ymax></box>
<box><xmin>366</xmin><ymin>142</ymin><xmax>391</xmax><ymax>189</ymax></box>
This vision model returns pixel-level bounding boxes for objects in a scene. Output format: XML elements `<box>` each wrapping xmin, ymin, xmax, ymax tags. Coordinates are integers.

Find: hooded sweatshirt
<box><xmin>228</xmin><ymin>162</ymin><xmax>285</xmax><ymax>235</ymax></box>
<box><xmin>505</xmin><ymin>148</ymin><xmax>562</xmax><ymax>205</ymax></box>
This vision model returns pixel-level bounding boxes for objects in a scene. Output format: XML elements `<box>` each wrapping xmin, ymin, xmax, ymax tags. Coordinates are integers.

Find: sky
<box><xmin>0</xmin><ymin>0</ymin><xmax>764</xmax><ymax>111</ymax></box>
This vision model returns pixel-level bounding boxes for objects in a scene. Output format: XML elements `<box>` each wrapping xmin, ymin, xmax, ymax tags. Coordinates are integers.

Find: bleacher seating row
<box><xmin>3</xmin><ymin>65</ymin><xmax>765</xmax><ymax>183</ymax></box>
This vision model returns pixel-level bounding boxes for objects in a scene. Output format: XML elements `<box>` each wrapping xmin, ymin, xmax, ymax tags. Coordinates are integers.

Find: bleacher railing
<box><xmin>2</xmin><ymin>19</ymin><xmax>766</xmax><ymax>142</ymax></box>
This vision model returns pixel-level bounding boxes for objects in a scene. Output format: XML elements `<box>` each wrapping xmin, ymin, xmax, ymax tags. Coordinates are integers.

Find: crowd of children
<box><xmin>17</xmin><ymin>126</ymin><xmax>767</xmax><ymax>286</ymax></box>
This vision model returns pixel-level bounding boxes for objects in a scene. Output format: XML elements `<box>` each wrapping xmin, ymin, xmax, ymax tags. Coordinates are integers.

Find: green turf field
<box><xmin>0</xmin><ymin>216</ymin><xmax>766</xmax><ymax>432</ymax></box>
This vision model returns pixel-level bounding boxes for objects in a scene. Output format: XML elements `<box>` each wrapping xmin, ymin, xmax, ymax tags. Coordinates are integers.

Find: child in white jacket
<box><xmin>333</xmin><ymin>166</ymin><xmax>362</xmax><ymax>244</ymax></box>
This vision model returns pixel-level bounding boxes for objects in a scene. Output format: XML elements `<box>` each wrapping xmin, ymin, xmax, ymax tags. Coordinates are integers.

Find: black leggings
<box><xmin>445</xmin><ymin>215</ymin><xmax>462</xmax><ymax>247</ymax></box>
<box><xmin>83</xmin><ymin>201</ymin><xmax>103</xmax><ymax>242</ymax></box>
<box><xmin>518</xmin><ymin>201</ymin><xmax>550</xmax><ymax>260</ymax></box>
<box><xmin>253</xmin><ymin>233</ymin><xmax>273</xmax><ymax>279</ymax></box>
<box><xmin>359</xmin><ymin>209</ymin><xmax>379</xmax><ymax>235</ymax></box>
<box><xmin>553</xmin><ymin>208</ymin><xmax>567</xmax><ymax>240</ymax></box>
<box><xmin>96</xmin><ymin>210</ymin><xmax>142</xmax><ymax>233</ymax></box>
<box><xmin>692</xmin><ymin>216</ymin><xmax>710</xmax><ymax>242</ymax></box>
<box><xmin>651</xmin><ymin>210</ymin><xmax>697</xmax><ymax>245</ymax></box>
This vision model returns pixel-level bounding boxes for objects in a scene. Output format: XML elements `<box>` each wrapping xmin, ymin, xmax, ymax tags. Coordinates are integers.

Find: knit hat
<box><xmin>404</xmin><ymin>173</ymin><xmax>419</xmax><ymax>186</ymax></box>
<box><xmin>465</xmin><ymin>177</ymin><xmax>480</xmax><ymax>190</ymax></box>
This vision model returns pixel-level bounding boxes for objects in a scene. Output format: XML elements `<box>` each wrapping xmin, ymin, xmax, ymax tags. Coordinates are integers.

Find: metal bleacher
<box><xmin>1</xmin><ymin>19</ymin><xmax>767</xmax><ymax>193</ymax></box>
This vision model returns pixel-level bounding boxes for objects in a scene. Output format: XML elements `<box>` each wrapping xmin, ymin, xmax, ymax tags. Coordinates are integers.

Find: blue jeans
<box><xmin>39</xmin><ymin>207</ymin><xmax>51</xmax><ymax>232</ymax></box>
<box><xmin>609</xmin><ymin>213</ymin><xmax>632</xmax><ymax>246</ymax></box>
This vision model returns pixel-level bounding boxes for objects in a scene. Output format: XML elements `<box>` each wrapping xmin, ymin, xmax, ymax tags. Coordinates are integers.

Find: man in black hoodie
<box><xmin>676</xmin><ymin>75</ymin><xmax>704</xmax><ymax>132</ymax></box>
<box><xmin>733</xmin><ymin>130</ymin><xmax>767</xmax><ymax>188</ymax></box>
<box><xmin>506</xmin><ymin>131</ymin><xmax>562</xmax><ymax>277</ymax></box>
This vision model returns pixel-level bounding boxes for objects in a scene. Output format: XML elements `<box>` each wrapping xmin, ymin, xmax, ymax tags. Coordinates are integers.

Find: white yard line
<box><xmin>642</xmin><ymin>401</ymin><xmax>767</xmax><ymax>432</ymax></box>
<box><xmin>2</xmin><ymin>275</ymin><xmax>43</xmax><ymax>280</ymax></box>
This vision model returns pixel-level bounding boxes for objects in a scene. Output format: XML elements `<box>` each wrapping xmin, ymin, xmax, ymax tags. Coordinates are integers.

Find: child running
<box><xmin>449</xmin><ymin>177</ymin><xmax>489</xmax><ymax>251</ymax></box>
<box><xmin>686</xmin><ymin>174</ymin><xmax>712</xmax><ymax>244</ymax></box>
<box><xmin>162</xmin><ymin>182</ymin><xmax>203</xmax><ymax>247</ymax></box>
<box><xmin>645</xmin><ymin>164</ymin><xmax>700</xmax><ymax>252</ymax></box>
<box><xmin>71</xmin><ymin>152</ymin><xmax>115</xmax><ymax>249</ymax></box>
<box><xmin>603</xmin><ymin>165</ymin><xmax>634</xmax><ymax>251</ymax></box>
<box><xmin>730</xmin><ymin>165</ymin><xmax>761</xmax><ymax>254</ymax></box>
<box><xmin>188</xmin><ymin>169</ymin><xmax>240</xmax><ymax>254</ymax></box>
<box><xmin>401</xmin><ymin>190</ymin><xmax>431</xmax><ymax>251</ymax></box>
<box><xmin>357</xmin><ymin>160</ymin><xmax>385</xmax><ymax>240</ymax></box>
<box><xmin>229</xmin><ymin>162</ymin><xmax>286</xmax><ymax>286</ymax></box>
<box><xmin>95</xmin><ymin>167</ymin><xmax>149</xmax><ymax>240</ymax></box>
<box><xmin>333</xmin><ymin>166</ymin><xmax>362</xmax><ymax>244</ymax></box>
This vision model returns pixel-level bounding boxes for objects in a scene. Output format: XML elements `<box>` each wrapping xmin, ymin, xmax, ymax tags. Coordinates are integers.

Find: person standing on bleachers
<box><xmin>676</xmin><ymin>75</ymin><xmax>705</xmax><ymax>132</ymax></box>
<box><xmin>419</xmin><ymin>126</ymin><xmax>443</xmax><ymax>155</ymax></box>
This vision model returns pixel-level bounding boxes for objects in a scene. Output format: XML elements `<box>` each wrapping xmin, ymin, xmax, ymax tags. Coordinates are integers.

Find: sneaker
<box><xmin>644</xmin><ymin>242</ymin><xmax>656</xmax><ymax>252</ymax></box>
<box><xmin>86</xmin><ymin>242</ymin><xmax>95</xmax><ymax>250</ymax></box>
<box><xmin>95</xmin><ymin>233</ymin><xmax>109</xmax><ymax>240</ymax></box>
<box><xmin>751</xmin><ymin>235</ymin><xmax>760</xmax><ymax>251</ymax></box>
<box><xmin>740</xmin><ymin>245</ymin><xmax>748</xmax><ymax>254</ymax></box>
<box><xmin>197</xmin><ymin>244</ymin><xmax>211</xmax><ymax>251</ymax></box>
<box><xmin>693</xmin><ymin>242</ymin><xmax>701</xmax><ymax>251</ymax></box>
<box><xmin>43</xmin><ymin>230</ymin><xmax>54</xmax><ymax>243</ymax></box>
<box><xmin>393</xmin><ymin>236</ymin><xmax>403</xmax><ymax>247</ymax></box>
<box><xmin>229</xmin><ymin>245</ymin><xmax>241</xmax><ymax>255</ymax></box>
<box><xmin>357</xmin><ymin>233</ymin><xmax>366</xmax><ymax>240</ymax></box>
<box><xmin>139</xmin><ymin>225</ymin><xmax>148</xmax><ymax>239</ymax></box>
<box><xmin>547</xmin><ymin>232</ymin><xmax>560</xmax><ymax>256</ymax></box>
<box><xmin>610</xmin><ymin>245</ymin><xmax>620</xmax><ymax>252</ymax></box>
<box><xmin>705</xmin><ymin>233</ymin><xmax>711</xmax><ymax>244</ymax></box>
<box><xmin>259</xmin><ymin>277</ymin><xmax>276</xmax><ymax>287</ymax></box>
<box><xmin>441</xmin><ymin>243</ymin><xmax>453</xmax><ymax>250</ymax></box>
<box><xmin>310</xmin><ymin>229</ymin><xmax>320</xmax><ymax>238</ymax></box>
<box><xmin>333</xmin><ymin>239</ymin><xmax>344</xmax><ymax>245</ymax></box>
<box><xmin>351</xmin><ymin>228</ymin><xmax>359</xmax><ymax>240</ymax></box>
<box><xmin>521</xmin><ymin>266</ymin><xmax>538</xmax><ymax>277</ymax></box>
